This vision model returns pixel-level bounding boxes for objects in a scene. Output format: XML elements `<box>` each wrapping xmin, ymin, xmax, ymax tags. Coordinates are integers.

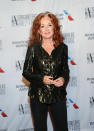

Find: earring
<box><xmin>40</xmin><ymin>35</ymin><xmax>42</xmax><ymax>41</ymax></box>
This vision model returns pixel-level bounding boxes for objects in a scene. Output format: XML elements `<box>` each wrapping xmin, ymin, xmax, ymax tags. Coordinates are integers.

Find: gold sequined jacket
<box><xmin>22</xmin><ymin>42</ymin><xmax>69</xmax><ymax>104</ymax></box>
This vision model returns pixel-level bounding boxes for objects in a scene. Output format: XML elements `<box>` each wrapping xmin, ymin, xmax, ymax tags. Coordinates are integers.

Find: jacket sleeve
<box><xmin>60</xmin><ymin>45</ymin><xmax>70</xmax><ymax>81</ymax></box>
<box><xmin>22</xmin><ymin>45</ymin><xmax>43</xmax><ymax>84</ymax></box>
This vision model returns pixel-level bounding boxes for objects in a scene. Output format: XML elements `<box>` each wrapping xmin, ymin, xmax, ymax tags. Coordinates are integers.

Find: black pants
<box><xmin>30</xmin><ymin>99</ymin><xmax>68</xmax><ymax>131</ymax></box>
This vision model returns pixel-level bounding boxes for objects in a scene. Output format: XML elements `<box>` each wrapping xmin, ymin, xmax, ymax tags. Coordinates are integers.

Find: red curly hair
<box><xmin>28</xmin><ymin>11</ymin><xmax>64</xmax><ymax>47</ymax></box>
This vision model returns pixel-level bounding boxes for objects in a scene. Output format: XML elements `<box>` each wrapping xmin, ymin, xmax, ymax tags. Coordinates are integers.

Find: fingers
<box><xmin>55</xmin><ymin>77</ymin><xmax>64</xmax><ymax>82</ymax></box>
<box><xmin>43</xmin><ymin>76</ymin><xmax>53</xmax><ymax>85</ymax></box>
<box><xmin>43</xmin><ymin>76</ymin><xmax>65</xmax><ymax>87</ymax></box>
<box><xmin>53</xmin><ymin>77</ymin><xmax>64</xmax><ymax>87</ymax></box>
<box><xmin>53</xmin><ymin>81</ymin><xmax>63</xmax><ymax>87</ymax></box>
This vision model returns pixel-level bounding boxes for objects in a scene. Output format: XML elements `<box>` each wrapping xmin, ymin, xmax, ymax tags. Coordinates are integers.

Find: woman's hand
<box><xmin>43</xmin><ymin>76</ymin><xmax>53</xmax><ymax>85</ymax></box>
<box><xmin>53</xmin><ymin>77</ymin><xmax>64</xmax><ymax>87</ymax></box>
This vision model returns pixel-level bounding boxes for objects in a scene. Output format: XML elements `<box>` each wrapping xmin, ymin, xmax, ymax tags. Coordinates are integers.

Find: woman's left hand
<box><xmin>52</xmin><ymin>77</ymin><xmax>65</xmax><ymax>87</ymax></box>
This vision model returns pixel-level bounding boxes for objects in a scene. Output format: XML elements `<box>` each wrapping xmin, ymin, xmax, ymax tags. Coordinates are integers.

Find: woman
<box><xmin>22</xmin><ymin>11</ymin><xmax>69</xmax><ymax>131</ymax></box>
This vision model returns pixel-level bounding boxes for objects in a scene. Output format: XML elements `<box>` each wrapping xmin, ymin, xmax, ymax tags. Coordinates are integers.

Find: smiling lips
<box><xmin>44</xmin><ymin>32</ymin><xmax>50</xmax><ymax>35</ymax></box>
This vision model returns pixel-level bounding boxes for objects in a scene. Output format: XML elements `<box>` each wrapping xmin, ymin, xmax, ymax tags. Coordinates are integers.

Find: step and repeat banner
<box><xmin>0</xmin><ymin>0</ymin><xmax>94</xmax><ymax>131</ymax></box>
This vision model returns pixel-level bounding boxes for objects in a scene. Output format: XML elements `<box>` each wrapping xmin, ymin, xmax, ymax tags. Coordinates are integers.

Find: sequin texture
<box><xmin>22</xmin><ymin>43</ymin><xmax>69</xmax><ymax>104</ymax></box>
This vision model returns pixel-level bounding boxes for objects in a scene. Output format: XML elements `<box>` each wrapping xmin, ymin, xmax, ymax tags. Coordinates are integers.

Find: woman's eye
<box><xmin>40</xmin><ymin>26</ymin><xmax>44</xmax><ymax>28</ymax></box>
<box><xmin>40</xmin><ymin>24</ymin><xmax>52</xmax><ymax>28</ymax></box>
<box><xmin>48</xmin><ymin>24</ymin><xmax>52</xmax><ymax>26</ymax></box>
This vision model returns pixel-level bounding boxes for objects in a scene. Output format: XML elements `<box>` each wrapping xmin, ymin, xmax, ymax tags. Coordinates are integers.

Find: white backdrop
<box><xmin>0</xmin><ymin>0</ymin><xmax>94</xmax><ymax>131</ymax></box>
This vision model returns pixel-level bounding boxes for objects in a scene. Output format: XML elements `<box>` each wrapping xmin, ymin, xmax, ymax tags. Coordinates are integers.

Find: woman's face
<box><xmin>39</xmin><ymin>16</ymin><xmax>54</xmax><ymax>40</ymax></box>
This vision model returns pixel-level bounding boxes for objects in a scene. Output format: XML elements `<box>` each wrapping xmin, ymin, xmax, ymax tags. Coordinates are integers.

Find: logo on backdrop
<box><xmin>68</xmin><ymin>98</ymin><xmax>79</xmax><ymax>109</ymax></box>
<box><xmin>16</xmin><ymin>84</ymin><xmax>28</xmax><ymax>92</ymax></box>
<box><xmin>85</xmin><ymin>7</ymin><xmax>94</xmax><ymax>19</ymax></box>
<box><xmin>68</xmin><ymin>76</ymin><xmax>77</xmax><ymax>87</ymax></box>
<box><xmin>16</xmin><ymin>60</ymin><xmax>24</xmax><ymax>71</ymax></box>
<box><xmin>0</xmin><ymin>67</ymin><xmax>5</xmax><ymax>73</ymax></box>
<box><xmin>63</xmin><ymin>32</ymin><xmax>75</xmax><ymax>44</ymax></box>
<box><xmin>11</xmin><ymin>14</ymin><xmax>36</xmax><ymax>27</ymax></box>
<box><xmin>0</xmin><ymin>108</ymin><xmax>8</xmax><ymax>117</ymax></box>
<box><xmin>87</xmin><ymin>77</ymin><xmax>94</xmax><ymax>84</ymax></box>
<box><xmin>85</xmin><ymin>33</ymin><xmax>94</xmax><ymax>40</ymax></box>
<box><xmin>87</xmin><ymin>53</ymin><xmax>94</xmax><ymax>64</ymax></box>
<box><xmin>68</xmin><ymin>56</ymin><xmax>76</xmax><ymax>65</ymax></box>
<box><xmin>63</xmin><ymin>10</ymin><xmax>74</xmax><ymax>21</ymax></box>
<box><xmin>18</xmin><ymin>103</ymin><xmax>30</xmax><ymax>115</ymax></box>
<box><xmin>12</xmin><ymin>40</ymin><xmax>27</xmax><ymax>47</ymax></box>
<box><xmin>68</xmin><ymin>120</ymin><xmax>80</xmax><ymax>130</ymax></box>
<box><xmin>89</xmin><ymin>97</ymin><xmax>94</xmax><ymax>107</ymax></box>
<box><xmin>0</xmin><ymin>84</ymin><xmax>6</xmax><ymax>95</ymax></box>
<box><xmin>89</xmin><ymin>121</ymin><xmax>94</xmax><ymax>128</ymax></box>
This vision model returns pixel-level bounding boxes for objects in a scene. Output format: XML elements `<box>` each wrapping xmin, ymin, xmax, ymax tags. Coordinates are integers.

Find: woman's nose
<box><xmin>45</xmin><ymin>26</ymin><xmax>49</xmax><ymax>30</ymax></box>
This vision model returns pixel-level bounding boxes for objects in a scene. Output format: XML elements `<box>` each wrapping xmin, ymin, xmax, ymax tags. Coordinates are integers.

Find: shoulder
<box><xmin>59</xmin><ymin>42</ymin><xmax>68</xmax><ymax>50</ymax></box>
<box><xmin>28</xmin><ymin>42</ymin><xmax>40</xmax><ymax>50</ymax></box>
<box><xmin>30</xmin><ymin>42</ymin><xmax>40</xmax><ymax>48</ymax></box>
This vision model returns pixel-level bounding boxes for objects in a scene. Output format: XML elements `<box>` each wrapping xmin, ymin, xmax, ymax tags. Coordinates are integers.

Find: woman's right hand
<box><xmin>43</xmin><ymin>76</ymin><xmax>53</xmax><ymax>85</ymax></box>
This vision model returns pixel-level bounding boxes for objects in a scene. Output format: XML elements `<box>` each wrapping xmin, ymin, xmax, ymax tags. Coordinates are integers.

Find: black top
<box><xmin>22</xmin><ymin>42</ymin><xmax>69</xmax><ymax>104</ymax></box>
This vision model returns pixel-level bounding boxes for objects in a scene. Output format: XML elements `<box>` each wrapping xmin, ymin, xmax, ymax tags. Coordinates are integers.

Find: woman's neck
<box><xmin>42</xmin><ymin>39</ymin><xmax>54</xmax><ymax>46</ymax></box>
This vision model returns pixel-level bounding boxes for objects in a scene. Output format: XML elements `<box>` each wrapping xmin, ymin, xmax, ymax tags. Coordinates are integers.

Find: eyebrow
<box><xmin>41</xmin><ymin>23</ymin><xmax>52</xmax><ymax>25</ymax></box>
